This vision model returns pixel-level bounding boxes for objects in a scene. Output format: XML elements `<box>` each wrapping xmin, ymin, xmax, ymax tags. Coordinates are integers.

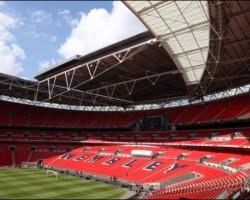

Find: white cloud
<box><xmin>0</xmin><ymin>12</ymin><xmax>25</xmax><ymax>76</ymax></box>
<box><xmin>50</xmin><ymin>35</ymin><xmax>57</xmax><ymax>42</ymax></box>
<box><xmin>0</xmin><ymin>25</ymin><xmax>15</xmax><ymax>41</ymax></box>
<box><xmin>0</xmin><ymin>41</ymin><xmax>24</xmax><ymax>75</ymax></box>
<box><xmin>38</xmin><ymin>58</ymin><xmax>57</xmax><ymax>72</ymax></box>
<box><xmin>28</xmin><ymin>30</ymin><xmax>40</xmax><ymax>38</ymax></box>
<box><xmin>20</xmin><ymin>76</ymin><xmax>29</xmax><ymax>80</ymax></box>
<box><xmin>28</xmin><ymin>30</ymin><xmax>57</xmax><ymax>42</ymax></box>
<box><xmin>63</xmin><ymin>15</ymin><xmax>78</xmax><ymax>27</ymax></box>
<box><xmin>0</xmin><ymin>12</ymin><xmax>23</xmax><ymax>42</ymax></box>
<box><xmin>10</xmin><ymin>43</ymin><xmax>25</xmax><ymax>59</ymax></box>
<box><xmin>58</xmin><ymin>9</ymin><xmax>78</xmax><ymax>27</ymax></box>
<box><xmin>0</xmin><ymin>12</ymin><xmax>21</xmax><ymax>29</ymax></box>
<box><xmin>31</xmin><ymin>10</ymin><xmax>52</xmax><ymax>24</ymax></box>
<box><xmin>58</xmin><ymin>1</ymin><xmax>146</xmax><ymax>59</ymax></box>
<box><xmin>58</xmin><ymin>9</ymin><xmax>70</xmax><ymax>15</ymax></box>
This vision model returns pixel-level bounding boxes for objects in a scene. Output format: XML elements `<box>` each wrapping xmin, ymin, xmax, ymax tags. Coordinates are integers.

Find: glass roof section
<box><xmin>124</xmin><ymin>1</ymin><xmax>210</xmax><ymax>85</ymax></box>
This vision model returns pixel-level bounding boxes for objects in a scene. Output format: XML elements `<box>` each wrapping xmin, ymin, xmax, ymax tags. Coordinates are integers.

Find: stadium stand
<box><xmin>1</xmin><ymin>94</ymin><xmax>250</xmax><ymax>129</ymax></box>
<box><xmin>41</xmin><ymin>144</ymin><xmax>250</xmax><ymax>197</ymax></box>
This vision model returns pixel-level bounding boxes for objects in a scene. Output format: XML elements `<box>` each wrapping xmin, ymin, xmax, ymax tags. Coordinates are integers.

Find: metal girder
<box><xmin>224</xmin><ymin>38</ymin><xmax>250</xmax><ymax>47</ymax></box>
<box><xmin>36</xmin><ymin>39</ymin><xmax>155</xmax><ymax>104</ymax></box>
<box><xmin>173</xmin><ymin>46</ymin><xmax>209</xmax><ymax>57</ymax></box>
<box><xmin>230</xmin><ymin>8</ymin><xmax>250</xmax><ymax>18</ymax></box>
<box><xmin>201</xmin><ymin>53</ymin><xmax>250</xmax><ymax>83</ymax></box>
<box><xmin>125</xmin><ymin>83</ymin><xmax>250</xmax><ymax>111</ymax></box>
<box><xmin>159</xmin><ymin>18</ymin><xmax>210</xmax><ymax>39</ymax></box>
<box><xmin>0</xmin><ymin>77</ymin><xmax>37</xmax><ymax>92</ymax></box>
<box><xmin>137</xmin><ymin>1</ymin><xmax>168</xmax><ymax>15</ymax></box>
<box><xmin>1</xmin><ymin>80</ymin><xmax>250</xmax><ymax>112</ymax></box>
<box><xmin>209</xmin><ymin>3</ymin><xmax>226</xmax><ymax>77</ymax></box>
<box><xmin>0</xmin><ymin>75</ymin><xmax>125</xmax><ymax>106</ymax></box>
<box><xmin>86</xmin><ymin>69</ymin><xmax>179</xmax><ymax>98</ymax></box>
<box><xmin>38</xmin><ymin>39</ymin><xmax>153</xmax><ymax>84</ymax></box>
<box><xmin>193</xmin><ymin>1</ymin><xmax>231</xmax><ymax>96</ymax></box>
<box><xmin>217</xmin><ymin>56</ymin><xmax>250</xmax><ymax>65</ymax></box>
<box><xmin>204</xmin><ymin>53</ymin><xmax>250</xmax><ymax>92</ymax></box>
<box><xmin>207</xmin><ymin>74</ymin><xmax>250</xmax><ymax>82</ymax></box>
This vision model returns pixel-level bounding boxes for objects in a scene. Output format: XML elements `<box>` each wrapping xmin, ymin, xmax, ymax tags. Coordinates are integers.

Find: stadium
<box><xmin>0</xmin><ymin>1</ymin><xmax>250</xmax><ymax>199</ymax></box>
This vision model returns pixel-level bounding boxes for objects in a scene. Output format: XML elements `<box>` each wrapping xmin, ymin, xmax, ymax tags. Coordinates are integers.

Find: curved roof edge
<box><xmin>123</xmin><ymin>1</ymin><xmax>210</xmax><ymax>86</ymax></box>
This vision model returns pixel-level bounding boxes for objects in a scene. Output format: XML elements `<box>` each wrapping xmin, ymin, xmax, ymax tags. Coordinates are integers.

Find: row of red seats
<box><xmin>1</xmin><ymin>128</ymin><xmax>249</xmax><ymax>150</ymax></box>
<box><xmin>0</xmin><ymin>100</ymin><xmax>146</xmax><ymax>128</ymax></box>
<box><xmin>1</xmin><ymin>93</ymin><xmax>250</xmax><ymax>127</ymax></box>
<box><xmin>42</xmin><ymin>145</ymin><xmax>249</xmax><ymax>186</ymax></box>
<box><xmin>0</xmin><ymin>144</ymin><xmax>81</xmax><ymax>166</ymax></box>
<box><xmin>0</xmin><ymin>144</ymin><xmax>12</xmax><ymax>166</ymax></box>
<box><xmin>168</xmin><ymin>94</ymin><xmax>250</xmax><ymax>124</ymax></box>
<box><xmin>147</xmin><ymin>171</ymin><xmax>247</xmax><ymax>199</ymax></box>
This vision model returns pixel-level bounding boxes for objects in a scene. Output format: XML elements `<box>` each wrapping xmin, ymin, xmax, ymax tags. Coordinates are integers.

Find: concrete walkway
<box><xmin>120</xmin><ymin>190</ymin><xmax>137</xmax><ymax>199</ymax></box>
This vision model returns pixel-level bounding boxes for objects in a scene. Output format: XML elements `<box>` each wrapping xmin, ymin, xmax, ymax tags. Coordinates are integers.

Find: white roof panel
<box><xmin>124</xmin><ymin>0</ymin><xmax>210</xmax><ymax>85</ymax></box>
<box><xmin>150</xmin><ymin>1</ymin><xmax>163</xmax><ymax>5</ymax></box>
<box><xmin>165</xmin><ymin>38</ymin><xmax>183</xmax><ymax>54</ymax></box>
<box><xmin>128</xmin><ymin>1</ymin><xmax>151</xmax><ymax>12</ymax></box>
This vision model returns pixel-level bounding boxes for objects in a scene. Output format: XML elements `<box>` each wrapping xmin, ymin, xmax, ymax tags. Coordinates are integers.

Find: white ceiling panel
<box><xmin>124</xmin><ymin>0</ymin><xmax>210</xmax><ymax>85</ymax></box>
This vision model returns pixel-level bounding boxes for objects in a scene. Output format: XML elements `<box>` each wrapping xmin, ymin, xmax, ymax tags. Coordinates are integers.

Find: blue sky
<box><xmin>0</xmin><ymin>1</ymin><xmax>146</xmax><ymax>80</ymax></box>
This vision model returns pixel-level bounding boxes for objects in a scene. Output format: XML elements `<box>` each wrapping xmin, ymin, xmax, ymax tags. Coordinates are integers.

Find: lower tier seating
<box><xmin>42</xmin><ymin>144</ymin><xmax>249</xmax><ymax>197</ymax></box>
<box><xmin>0</xmin><ymin>144</ymin><xmax>81</xmax><ymax>166</ymax></box>
<box><xmin>146</xmin><ymin>171</ymin><xmax>248</xmax><ymax>199</ymax></box>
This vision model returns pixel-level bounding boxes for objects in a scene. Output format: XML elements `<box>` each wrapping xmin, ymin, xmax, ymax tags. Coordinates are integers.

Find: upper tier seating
<box><xmin>173</xmin><ymin>104</ymin><xmax>204</xmax><ymax>124</ymax></box>
<box><xmin>0</xmin><ymin>101</ymin><xmax>10</xmax><ymax>125</ymax></box>
<box><xmin>216</xmin><ymin>95</ymin><xmax>250</xmax><ymax>120</ymax></box>
<box><xmin>1</xmin><ymin>93</ymin><xmax>249</xmax><ymax>128</ymax></box>
<box><xmin>194</xmin><ymin>99</ymin><xmax>228</xmax><ymax>123</ymax></box>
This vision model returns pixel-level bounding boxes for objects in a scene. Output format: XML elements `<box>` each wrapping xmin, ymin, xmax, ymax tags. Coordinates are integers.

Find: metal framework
<box><xmin>35</xmin><ymin>40</ymin><xmax>152</xmax><ymax>105</ymax></box>
<box><xmin>30</xmin><ymin>31</ymin><xmax>188</xmax><ymax>106</ymax></box>
<box><xmin>1</xmin><ymin>83</ymin><xmax>249</xmax><ymax>112</ymax></box>
<box><xmin>126</xmin><ymin>83</ymin><xmax>250</xmax><ymax>111</ymax></box>
<box><xmin>123</xmin><ymin>1</ymin><xmax>210</xmax><ymax>88</ymax></box>
<box><xmin>192</xmin><ymin>0</ymin><xmax>231</xmax><ymax>96</ymax></box>
<box><xmin>194</xmin><ymin>1</ymin><xmax>250</xmax><ymax>96</ymax></box>
<box><xmin>124</xmin><ymin>1</ymin><xmax>250</xmax><ymax>97</ymax></box>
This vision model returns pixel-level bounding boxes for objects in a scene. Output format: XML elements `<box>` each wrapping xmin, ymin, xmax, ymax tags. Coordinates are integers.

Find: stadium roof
<box><xmin>0</xmin><ymin>1</ymin><xmax>249</xmax><ymax>108</ymax></box>
<box><xmin>124</xmin><ymin>1</ymin><xmax>210</xmax><ymax>86</ymax></box>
